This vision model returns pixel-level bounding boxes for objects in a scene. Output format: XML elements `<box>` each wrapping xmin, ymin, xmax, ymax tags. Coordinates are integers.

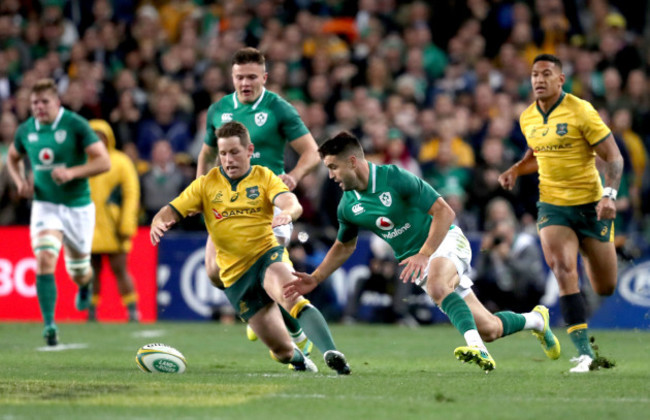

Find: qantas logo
<box><xmin>376</xmin><ymin>217</ymin><xmax>394</xmax><ymax>231</ymax></box>
<box><xmin>212</xmin><ymin>209</ymin><xmax>223</xmax><ymax>219</ymax></box>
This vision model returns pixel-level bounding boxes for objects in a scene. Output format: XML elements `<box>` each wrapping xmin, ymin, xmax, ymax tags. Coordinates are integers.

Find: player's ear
<box><xmin>348</xmin><ymin>154</ymin><xmax>357</xmax><ymax>168</ymax></box>
<box><xmin>247</xmin><ymin>143</ymin><xmax>255</xmax><ymax>157</ymax></box>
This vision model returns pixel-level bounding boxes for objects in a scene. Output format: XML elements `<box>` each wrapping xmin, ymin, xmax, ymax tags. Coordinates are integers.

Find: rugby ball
<box><xmin>135</xmin><ymin>343</ymin><xmax>187</xmax><ymax>373</ymax></box>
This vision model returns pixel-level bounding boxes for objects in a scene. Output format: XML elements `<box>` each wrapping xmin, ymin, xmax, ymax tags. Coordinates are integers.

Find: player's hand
<box><xmin>498</xmin><ymin>168</ymin><xmax>518</xmax><ymax>191</ymax></box>
<box><xmin>150</xmin><ymin>220</ymin><xmax>175</xmax><ymax>245</ymax></box>
<box><xmin>398</xmin><ymin>253</ymin><xmax>429</xmax><ymax>283</ymax></box>
<box><xmin>272</xmin><ymin>213</ymin><xmax>292</xmax><ymax>228</ymax></box>
<box><xmin>51</xmin><ymin>167</ymin><xmax>74</xmax><ymax>184</ymax></box>
<box><xmin>283</xmin><ymin>271</ymin><xmax>319</xmax><ymax>298</ymax></box>
<box><xmin>15</xmin><ymin>179</ymin><xmax>34</xmax><ymax>198</ymax></box>
<box><xmin>596</xmin><ymin>197</ymin><xmax>617</xmax><ymax>221</ymax></box>
<box><xmin>278</xmin><ymin>173</ymin><xmax>297</xmax><ymax>191</ymax></box>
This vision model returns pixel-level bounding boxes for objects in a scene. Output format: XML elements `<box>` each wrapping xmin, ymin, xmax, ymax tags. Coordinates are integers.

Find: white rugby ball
<box><xmin>135</xmin><ymin>343</ymin><xmax>187</xmax><ymax>373</ymax></box>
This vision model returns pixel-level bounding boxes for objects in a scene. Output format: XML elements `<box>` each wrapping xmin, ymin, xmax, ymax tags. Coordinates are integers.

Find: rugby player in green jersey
<box><xmin>285</xmin><ymin>132</ymin><xmax>562</xmax><ymax>373</ymax></box>
<box><xmin>7</xmin><ymin>79</ymin><xmax>110</xmax><ymax>346</ymax></box>
<box><xmin>196</xmin><ymin>47</ymin><xmax>320</xmax><ymax>355</ymax></box>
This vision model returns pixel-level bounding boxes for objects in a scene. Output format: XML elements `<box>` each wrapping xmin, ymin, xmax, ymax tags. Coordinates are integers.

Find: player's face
<box><xmin>30</xmin><ymin>90</ymin><xmax>61</xmax><ymax>123</ymax></box>
<box><xmin>531</xmin><ymin>60</ymin><xmax>565</xmax><ymax>102</ymax></box>
<box><xmin>232</xmin><ymin>62</ymin><xmax>267</xmax><ymax>104</ymax></box>
<box><xmin>323</xmin><ymin>154</ymin><xmax>359</xmax><ymax>191</ymax></box>
<box><xmin>218</xmin><ymin>135</ymin><xmax>254</xmax><ymax>179</ymax></box>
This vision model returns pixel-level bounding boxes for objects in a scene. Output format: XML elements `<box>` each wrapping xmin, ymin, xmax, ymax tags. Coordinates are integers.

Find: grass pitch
<box><xmin>1</xmin><ymin>321</ymin><xmax>649</xmax><ymax>420</ymax></box>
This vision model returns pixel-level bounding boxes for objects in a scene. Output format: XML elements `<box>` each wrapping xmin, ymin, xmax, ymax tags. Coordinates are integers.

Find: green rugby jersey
<box><xmin>204</xmin><ymin>88</ymin><xmax>309</xmax><ymax>175</ymax></box>
<box><xmin>337</xmin><ymin>163</ymin><xmax>443</xmax><ymax>261</ymax></box>
<box><xmin>14</xmin><ymin>108</ymin><xmax>99</xmax><ymax>206</ymax></box>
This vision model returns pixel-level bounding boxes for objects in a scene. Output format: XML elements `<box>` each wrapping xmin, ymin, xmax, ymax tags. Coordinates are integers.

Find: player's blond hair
<box><xmin>31</xmin><ymin>78</ymin><xmax>58</xmax><ymax>96</ymax></box>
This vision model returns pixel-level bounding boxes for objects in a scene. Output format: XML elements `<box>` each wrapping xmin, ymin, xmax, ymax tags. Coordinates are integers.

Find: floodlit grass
<box><xmin>1</xmin><ymin>322</ymin><xmax>649</xmax><ymax>419</ymax></box>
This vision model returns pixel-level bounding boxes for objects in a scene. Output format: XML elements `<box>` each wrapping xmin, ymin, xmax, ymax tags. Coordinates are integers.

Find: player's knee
<box><xmin>65</xmin><ymin>256</ymin><xmax>92</xmax><ymax>280</ymax></box>
<box><xmin>427</xmin><ymin>282</ymin><xmax>452</xmax><ymax>304</ymax></box>
<box><xmin>33</xmin><ymin>235</ymin><xmax>62</xmax><ymax>271</ymax></box>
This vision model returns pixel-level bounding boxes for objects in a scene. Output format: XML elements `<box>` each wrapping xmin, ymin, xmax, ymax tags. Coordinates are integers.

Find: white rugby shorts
<box><xmin>273</xmin><ymin>206</ymin><xmax>293</xmax><ymax>247</ymax></box>
<box><xmin>416</xmin><ymin>225</ymin><xmax>474</xmax><ymax>299</ymax></box>
<box><xmin>30</xmin><ymin>200</ymin><xmax>95</xmax><ymax>255</ymax></box>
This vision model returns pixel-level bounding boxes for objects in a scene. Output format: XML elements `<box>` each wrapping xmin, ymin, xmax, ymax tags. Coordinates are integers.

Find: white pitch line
<box><xmin>131</xmin><ymin>330</ymin><xmax>166</xmax><ymax>338</ymax></box>
<box><xmin>36</xmin><ymin>343</ymin><xmax>89</xmax><ymax>352</ymax></box>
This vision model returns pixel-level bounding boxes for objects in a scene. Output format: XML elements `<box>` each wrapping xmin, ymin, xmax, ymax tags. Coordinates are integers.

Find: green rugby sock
<box><xmin>568</xmin><ymin>325</ymin><xmax>595</xmax><ymax>357</ymax></box>
<box><xmin>495</xmin><ymin>311</ymin><xmax>526</xmax><ymax>336</ymax></box>
<box><xmin>441</xmin><ymin>293</ymin><xmax>477</xmax><ymax>334</ymax></box>
<box><xmin>297</xmin><ymin>305</ymin><xmax>336</xmax><ymax>352</ymax></box>
<box><xmin>36</xmin><ymin>274</ymin><xmax>57</xmax><ymax>326</ymax></box>
<box><xmin>279</xmin><ymin>305</ymin><xmax>303</xmax><ymax>337</ymax></box>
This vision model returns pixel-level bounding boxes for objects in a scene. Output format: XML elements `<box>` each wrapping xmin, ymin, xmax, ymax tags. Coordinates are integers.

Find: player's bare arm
<box><xmin>498</xmin><ymin>148</ymin><xmax>538</xmax><ymax>190</ymax></box>
<box><xmin>6</xmin><ymin>143</ymin><xmax>33</xmax><ymax>198</ymax></box>
<box><xmin>197</xmin><ymin>143</ymin><xmax>218</xmax><ymax>177</ymax></box>
<box><xmin>399</xmin><ymin>198</ymin><xmax>455</xmax><ymax>283</ymax></box>
<box><xmin>594</xmin><ymin>134</ymin><xmax>624</xmax><ymax>221</ymax></box>
<box><xmin>150</xmin><ymin>205</ymin><xmax>182</xmax><ymax>245</ymax></box>
<box><xmin>284</xmin><ymin>238</ymin><xmax>358</xmax><ymax>298</ymax></box>
<box><xmin>51</xmin><ymin>141</ymin><xmax>111</xmax><ymax>185</ymax></box>
<box><xmin>272</xmin><ymin>192</ymin><xmax>303</xmax><ymax>227</ymax></box>
<box><xmin>281</xmin><ymin>133</ymin><xmax>320</xmax><ymax>190</ymax></box>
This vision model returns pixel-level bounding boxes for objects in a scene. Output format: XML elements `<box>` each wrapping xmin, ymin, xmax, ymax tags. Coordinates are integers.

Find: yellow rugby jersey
<box><xmin>169</xmin><ymin>165</ymin><xmax>291</xmax><ymax>287</ymax></box>
<box><xmin>520</xmin><ymin>91</ymin><xmax>611</xmax><ymax>206</ymax></box>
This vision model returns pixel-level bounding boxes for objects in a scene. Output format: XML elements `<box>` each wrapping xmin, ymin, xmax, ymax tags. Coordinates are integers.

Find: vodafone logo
<box><xmin>212</xmin><ymin>209</ymin><xmax>222</xmax><ymax>219</ymax></box>
<box><xmin>376</xmin><ymin>217</ymin><xmax>394</xmax><ymax>231</ymax></box>
<box><xmin>39</xmin><ymin>148</ymin><xmax>54</xmax><ymax>165</ymax></box>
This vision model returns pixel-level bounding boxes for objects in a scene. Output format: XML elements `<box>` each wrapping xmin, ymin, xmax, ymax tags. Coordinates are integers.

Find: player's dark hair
<box><xmin>232</xmin><ymin>47</ymin><xmax>266</xmax><ymax>67</ymax></box>
<box><xmin>31</xmin><ymin>78</ymin><xmax>58</xmax><ymax>96</ymax></box>
<box><xmin>319</xmin><ymin>132</ymin><xmax>364</xmax><ymax>159</ymax></box>
<box><xmin>216</xmin><ymin>121</ymin><xmax>251</xmax><ymax>146</ymax></box>
<box><xmin>533</xmin><ymin>54</ymin><xmax>563</xmax><ymax>71</ymax></box>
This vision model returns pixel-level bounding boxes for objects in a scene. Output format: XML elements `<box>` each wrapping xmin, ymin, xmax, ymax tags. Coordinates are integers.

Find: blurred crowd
<box><xmin>1</xmin><ymin>0</ymin><xmax>649</xmax><ymax>319</ymax></box>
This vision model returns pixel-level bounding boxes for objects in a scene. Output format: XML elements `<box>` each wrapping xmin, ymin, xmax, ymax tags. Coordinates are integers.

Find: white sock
<box><xmin>291</xmin><ymin>331</ymin><xmax>307</xmax><ymax>343</ymax></box>
<box><xmin>523</xmin><ymin>312</ymin><xmax>544</xmax><ymax>332</ymax></box>
<box><xmin>463</xmin><ymin>329</ymin><xmax>485</xmax><ymax>348</ymax></box>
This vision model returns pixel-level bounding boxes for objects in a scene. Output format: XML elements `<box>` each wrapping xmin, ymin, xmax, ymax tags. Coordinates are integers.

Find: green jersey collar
<box><xmin>353</xmin><ymin>162</ymin><xmax>377</xmax><ymax>199</ymax></box>
<box><xmin>536</xmin><ymin>91</ymin><xmax>566</xmax><ymax>124</ymax></box>
<box><xmin>233</xmin><ymin>88</ymin><xmax>267</xmax><ymax>110</ymax></box>
<box><xmin>34</xmin><ymin>107</ymin><xmax>64</xmax><ymax>131</ymax></box>
<box><xmin>220</xmin><ymin>166</ymin><xmax>252</xmax><ymax>191</ymax></box>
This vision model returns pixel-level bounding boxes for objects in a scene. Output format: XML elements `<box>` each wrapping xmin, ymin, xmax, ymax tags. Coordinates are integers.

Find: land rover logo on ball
<box><xmin>376</xmin><ymin>217</ymin><xmax>394</xmax><ymax>231</ymax></box>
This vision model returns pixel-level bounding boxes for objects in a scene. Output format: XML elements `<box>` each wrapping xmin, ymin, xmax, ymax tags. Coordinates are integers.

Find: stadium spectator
<box><xmin>87</xmin><ymin>119</ymin><xmax>140</xmax><ymax>322</ymax></box>
<box><xmin>150</xmin><ymin>121</ymin><xmax>350</xmax><ymax>374</ymax></box>
<box><xmin>499</xmin><ymin>54</ymin><xmax>623</xmax><ymax>373</ymax></box>
<box><xmin>6</xmin><ymin>79</ymin><xmax>110</xmax><ymax>346</ymax></box>
<box><xmin>136</xmin><ymin>91</ymin><xmax>192</xmax><ymax>160</ymax></box>
<box><xmin>473</xmin><ymin>218</ymin><xmax>546</xmax><ymax>313</ymax></box>
<box><xmin>140</xmin><ymin>139</ymin><xmax>186</xmax><ymax>224</ymax></box>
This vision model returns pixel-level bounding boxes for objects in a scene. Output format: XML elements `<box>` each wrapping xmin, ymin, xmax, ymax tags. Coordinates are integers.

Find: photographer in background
<box><xmin>473</xmin><ymin>219</ymin><xmax>546</xmax><ymax>313</ymax></box>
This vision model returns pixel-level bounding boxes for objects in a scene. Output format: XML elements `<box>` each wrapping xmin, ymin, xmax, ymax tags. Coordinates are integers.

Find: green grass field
<box><xmin>1</xmin><ymin>322</ymin><xmax>649</xmax><ymax>420</ymax></box>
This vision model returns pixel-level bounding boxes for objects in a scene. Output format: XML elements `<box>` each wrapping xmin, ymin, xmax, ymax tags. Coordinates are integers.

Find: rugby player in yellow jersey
<box><xmin>150</xmin><ymin>121</ymin><xmax>350</xmax><ymax>374</ymax></box>
<box><xmin>499</xmin><ymin>54</ymin><xmax>623</xmax><ymax>373</ymax></box>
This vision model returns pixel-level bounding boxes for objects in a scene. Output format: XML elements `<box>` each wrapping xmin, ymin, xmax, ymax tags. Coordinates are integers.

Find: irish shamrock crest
<box><xmin>379</xmin><ymin>192</ymin><xmax>392</xmax><ymax>207</ymax></box>
<box><xmin>255</xmin><ymin>112</ymin><xmax>268</xmax><ymax>126</ymax></box>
